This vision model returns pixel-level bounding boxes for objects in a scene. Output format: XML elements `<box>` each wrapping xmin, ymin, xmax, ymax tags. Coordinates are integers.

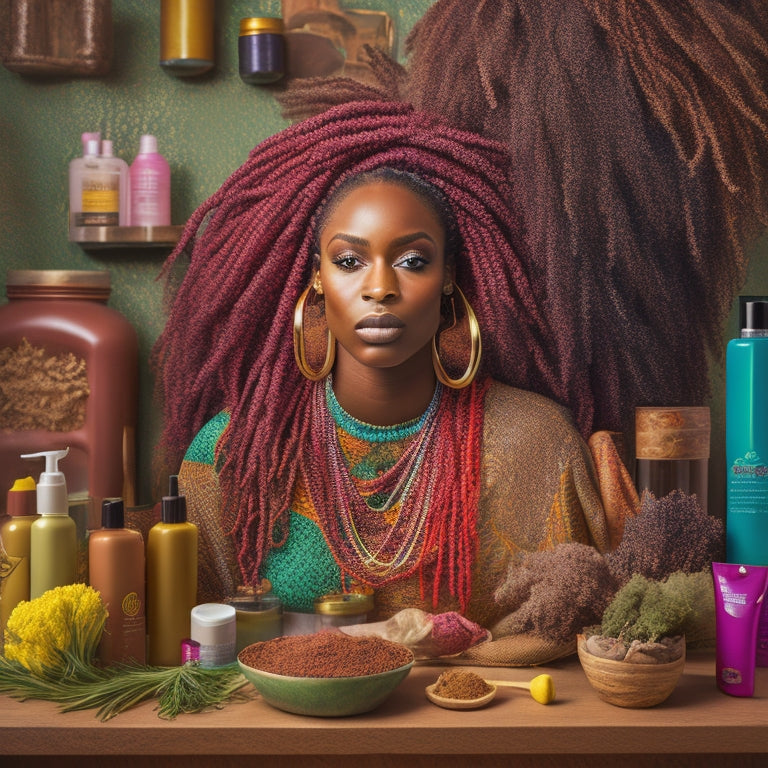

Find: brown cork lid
<box><xmin>635</xmin><ymin>406</ymin><xmax>710</xmax><ymax>460</ymax></box>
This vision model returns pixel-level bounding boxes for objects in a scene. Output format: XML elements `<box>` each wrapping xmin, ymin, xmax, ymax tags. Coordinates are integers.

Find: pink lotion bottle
<box><xmin>129</xmin><ymin>134</ymin><xmax>171</xmax><ymax>227</ymax></box>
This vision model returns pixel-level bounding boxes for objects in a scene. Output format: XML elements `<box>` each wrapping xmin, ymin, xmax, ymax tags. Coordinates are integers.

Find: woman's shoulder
<box><xmin>183</xmin><ymin>411</ymin><xmax>231</xmax><ymax>465</ymax></box>
<box><xmin>485</xmin><ymin>379</ymin><xmax>575</xmax><ymax>425</ymax></box>
<box><xmin>482</xmin><ymin>379</ymin><xmax>583</xmax><ymax>450</ymax></box>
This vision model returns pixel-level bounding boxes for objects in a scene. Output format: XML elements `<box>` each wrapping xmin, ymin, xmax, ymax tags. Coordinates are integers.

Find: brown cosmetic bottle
<box><xmin>88</xmin><ymin>498</ymin><xmax>146</xmax><ymax>665</ymax></box>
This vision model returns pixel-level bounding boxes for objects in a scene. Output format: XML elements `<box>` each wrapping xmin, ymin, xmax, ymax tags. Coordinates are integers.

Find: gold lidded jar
<box><xmin>314</xmin><ymin>591</ymin><xmax>373</xmax><ymax>629</ymax></box>
<box><xmin>238</xmin><ymin>16</ymin><xmax>285</xmax><ymax>84</ymax></box>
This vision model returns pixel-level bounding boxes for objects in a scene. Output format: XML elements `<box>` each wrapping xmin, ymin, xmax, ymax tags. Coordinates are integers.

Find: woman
<box><xmin>154</xmin><ymin>101</ymin><xmax>638</xmax><ymax>664</ymax></box>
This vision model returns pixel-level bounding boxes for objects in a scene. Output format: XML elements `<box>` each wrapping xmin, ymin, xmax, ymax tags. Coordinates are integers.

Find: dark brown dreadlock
<box><xmin>278</xmin><ymin>0</ymin><xmax>768</xmax><ymax>441</ymax></box>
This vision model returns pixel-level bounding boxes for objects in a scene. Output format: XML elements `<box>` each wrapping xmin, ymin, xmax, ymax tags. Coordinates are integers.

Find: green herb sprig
<box><xmin>0</xmin><ymin>652</ymin><xmax>251</xmax><ymax>721</ymax></box>
<box><xmin>0</xmin><ymin>584</ymin><xmax>252</xmax><ymax>721</ymax></box>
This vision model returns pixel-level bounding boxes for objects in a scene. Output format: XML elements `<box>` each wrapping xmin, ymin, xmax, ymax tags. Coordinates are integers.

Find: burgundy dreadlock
<box><xmin>277</xmin><ymin>0</ymin><xmax>768</xmax><ymax>441</ymax></box>
<box><xmin>153</xmin><ymin>101</ymin><xmax>563</xmax><ymax>600</ymax></box>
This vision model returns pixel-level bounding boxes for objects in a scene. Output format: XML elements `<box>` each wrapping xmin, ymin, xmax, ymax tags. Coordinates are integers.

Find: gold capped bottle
<box><xmin>0</xmin><ymin>476</ymin><xmax>38</xmax><ymax>642</ymax></box>
<box><xmin>88</xmin><ymin>498</ymin><xmax>146</xmax><ymax>665</ymax></box>
<box><xmin>147</xmin><ymin>476</ymin><xmax>198</xmax><ymax>666</ymax></box>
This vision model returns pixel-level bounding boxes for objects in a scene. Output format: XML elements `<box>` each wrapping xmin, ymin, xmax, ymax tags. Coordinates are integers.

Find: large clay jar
<box><xmin>0</xmin><ymin>270</ymin><xmax>138</xmax><ymax>523</ymax></box>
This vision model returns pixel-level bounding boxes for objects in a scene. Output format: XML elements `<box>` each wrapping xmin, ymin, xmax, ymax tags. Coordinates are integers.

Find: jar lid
<box><xmin>191</xmin><ymin>603</ymin><xmax>236</xmax><ymax>627</ymax></box>
<box><xmin>314</xmin><ymin>592</ymin><xmax>374</xmax><ymax>617</ymax></box>
<box><xmin>240</xmin><ymin>17</ymin><xmax>284</xmax><ymax>35</ymax></box>
<box><xmin>635</xmin><ymin>406</ymin><xmax>711</xmax><ymax>460</ymax></box>
<box><xmin>227</xmin><ymin>594</ymin><xmax>282</xmax><ymax>613</ymax></box>
<box><xmin>6</xmin><ymin>269</ymin><xmax>111</xmax><ymax>301</ymax></box>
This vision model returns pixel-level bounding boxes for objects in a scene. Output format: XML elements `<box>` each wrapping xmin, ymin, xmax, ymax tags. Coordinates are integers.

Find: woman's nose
<box><xmin>362</xmin><ymin>262</ymin><xmax>399</xmax><ymax>302</ymax></box>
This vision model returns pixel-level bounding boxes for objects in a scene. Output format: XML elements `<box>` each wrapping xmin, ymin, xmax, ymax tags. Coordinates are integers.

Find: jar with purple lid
<box><xmin>238</xmin><ymin>17</ymin><xmax>285</xmax><ymax>84</ymax></box>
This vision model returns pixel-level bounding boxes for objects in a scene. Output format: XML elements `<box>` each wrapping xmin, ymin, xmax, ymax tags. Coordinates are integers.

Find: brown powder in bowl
<box><xmin>432</xmin><ymin>669</ymin><xmax>493</xmax><ymax>700</ymax></box>
<box><xmin>238</xmin><ymin>631</ymin><xmax>414</xmax><ymax>677</ymax></box>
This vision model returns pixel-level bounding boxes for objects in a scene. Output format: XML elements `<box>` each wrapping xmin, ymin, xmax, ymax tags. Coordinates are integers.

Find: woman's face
<box><xmin>317</xmin><ymin>180</ymin><xmax>450</xmax><ymax>373</ymax></box>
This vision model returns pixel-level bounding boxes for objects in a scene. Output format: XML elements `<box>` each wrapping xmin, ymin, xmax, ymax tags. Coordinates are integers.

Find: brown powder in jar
<box><xmin>432</xmin><ymin>669</ymin><xmax>493</xmax><ymax>700</ymax></box>
<box><xmin>238</xmin><ymin>631</ymin><xmax>413</xmax><ymax>677</ymax></box>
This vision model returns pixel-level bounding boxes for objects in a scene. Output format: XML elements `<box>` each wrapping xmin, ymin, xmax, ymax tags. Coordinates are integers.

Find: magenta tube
<box><xmin>712</xmin><ymin>562</ymin><xmax>768</xmax><ymax>697</ymax></box>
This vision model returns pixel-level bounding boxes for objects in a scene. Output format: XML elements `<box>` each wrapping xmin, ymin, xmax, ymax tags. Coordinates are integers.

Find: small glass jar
<box><xmin>238</xmin><ymin>17</ymin><xmax>285</xmax><ymax>84</ymax></box>
<box><xmin>635</xmin><ymin>406</ymin><xmax>710</xmax><ymax>513</ymax></box>
<box><xmin>314</xmin><ymin>592</ymin><xmax>374</xmax><ymax>629</ymax></box>
<box><xmin>227</xmin><ymin>592</ymin><xmax>283</xmax><ymax>653</ymax></box>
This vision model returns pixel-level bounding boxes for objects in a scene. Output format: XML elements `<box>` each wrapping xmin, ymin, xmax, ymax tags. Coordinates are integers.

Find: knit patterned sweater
<box><xmin>179</xmin><ymin>380</ymin><xmax>638</xmax><ymax>664</ymax></box>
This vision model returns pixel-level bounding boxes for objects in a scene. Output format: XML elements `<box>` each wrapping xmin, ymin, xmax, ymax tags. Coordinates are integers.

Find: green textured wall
<box><xmin>0</xmin><ymin>1</ymin><xmax>766</xmax><ymax>518</ymax></box>
<box><xmin>0</xmin><ymin>0</ymin><xmax>431</xmax><ymax>505</ymax></box>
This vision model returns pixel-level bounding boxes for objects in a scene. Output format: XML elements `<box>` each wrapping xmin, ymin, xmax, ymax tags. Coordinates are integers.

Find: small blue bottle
<box><xmin>726</xmin><ymin>299</ymin><xmax>768</xmax><ymax>566</ymax></box>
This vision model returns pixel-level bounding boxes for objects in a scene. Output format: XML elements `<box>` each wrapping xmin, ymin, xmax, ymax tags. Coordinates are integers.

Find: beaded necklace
<box><xmin>302</xmin><ymin>376</ymin><xmax>491</xmax><ymax>609</ymax></box>
<box><xmin>321</xmin><ymin>379</ymin><xmax>442</xmax><ymax>576</ymax></box>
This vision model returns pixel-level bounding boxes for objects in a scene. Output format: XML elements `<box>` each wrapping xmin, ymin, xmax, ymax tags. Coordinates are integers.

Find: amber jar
<box><xmin>0</xmin><ymin>270</ymin><xmax>138</xmax><ymax>520</ymax></box>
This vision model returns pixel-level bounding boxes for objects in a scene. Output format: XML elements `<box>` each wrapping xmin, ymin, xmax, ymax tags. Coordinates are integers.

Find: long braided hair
<box><xmin>153</xmin><ymin>100</ymin><xmax>565</xmax><ymax>605</ymax></box>
<box><xmin>278</xmin><ymin>0</ymin><xmax>768</xmax><ymax>440</ymax></box>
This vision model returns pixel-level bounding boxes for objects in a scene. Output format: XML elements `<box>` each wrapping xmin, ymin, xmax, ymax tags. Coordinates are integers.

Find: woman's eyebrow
<box><xmin>327</xmin><ymin>231</ymin><xmax>436</xmax><ymax>248</ymax></box>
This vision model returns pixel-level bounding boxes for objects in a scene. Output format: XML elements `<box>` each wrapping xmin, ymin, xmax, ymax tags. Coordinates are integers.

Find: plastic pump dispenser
<box><xmin>22</xmin><ymin>448</ymin><xmax>70</xmax><ymax>518</ymax></box>
<box><xmin>23</xmin><ymin>448</ymin><xmax>77</xmax><ymax>598</ymax></box>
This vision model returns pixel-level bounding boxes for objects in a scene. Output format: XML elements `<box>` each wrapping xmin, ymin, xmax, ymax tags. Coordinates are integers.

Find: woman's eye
<box><xmin>397</xmin><ymin>253</ymin><xmax>429</xmax><ymax>270</ymax></box>
<box><xmin>332</xmin><ymin>254</ymin><xmax>362</xmax><ymax>270</ymax></box>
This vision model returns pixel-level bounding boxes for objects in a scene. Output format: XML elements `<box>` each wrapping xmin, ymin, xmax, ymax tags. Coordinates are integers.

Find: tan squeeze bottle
<box><xmin>147</xmin><ymin>475</ymin><xmax>198</xmax><ymax>666</ymax></box>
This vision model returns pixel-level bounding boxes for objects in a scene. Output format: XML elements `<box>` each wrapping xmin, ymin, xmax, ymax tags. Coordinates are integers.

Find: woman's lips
<box><xmin>355</xmin><ymin>314</ymin><xmax>405</xmax><ymax>344</ymax></box>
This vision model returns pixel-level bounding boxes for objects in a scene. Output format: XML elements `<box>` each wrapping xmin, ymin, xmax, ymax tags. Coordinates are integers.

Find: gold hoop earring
<box><xmin>432</xmin><ymin>284</ymin><xmax>482</xmax><ymax>389</ymax></box>
<box><xmin>293</xmin><ymin>284</ymin><xmax>335</xmax><ymax>380</ymax></box>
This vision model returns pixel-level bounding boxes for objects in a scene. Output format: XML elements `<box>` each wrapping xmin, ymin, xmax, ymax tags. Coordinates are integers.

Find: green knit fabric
<box><xmin>182</xmin><ymin>402</ymin><xmax>415</xmax><ymax>612</ymax></box>
<box><xmin>262</xmin><ymin>512</ymin><xmax>342</xmax><ymax>612</ymax></box>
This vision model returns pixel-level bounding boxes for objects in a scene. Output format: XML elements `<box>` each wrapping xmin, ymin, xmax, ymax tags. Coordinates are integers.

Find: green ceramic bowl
<box><xmin>237</xmin><ymin>653</ymin><xmax>414</xmax><ymax>717</ymax></box>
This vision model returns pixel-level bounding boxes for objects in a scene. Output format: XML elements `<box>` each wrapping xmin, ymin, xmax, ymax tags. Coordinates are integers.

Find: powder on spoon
<box><xmin>432</xmin><ymin>669</ymin><xmax>493</xmax><ymax>699</ymax></box>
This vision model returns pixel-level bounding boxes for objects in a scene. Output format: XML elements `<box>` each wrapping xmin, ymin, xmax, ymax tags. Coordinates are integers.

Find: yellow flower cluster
<box><xmin>4</xmin><ymin>584</ymin><xmax>107</xmax><ymax>674</ymax></box>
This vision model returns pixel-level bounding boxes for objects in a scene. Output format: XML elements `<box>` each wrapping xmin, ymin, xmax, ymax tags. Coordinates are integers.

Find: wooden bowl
<box><xmin>576</xmin><ymin>634</ymin><xmax>685</xmax><ymax>708</ymax></box>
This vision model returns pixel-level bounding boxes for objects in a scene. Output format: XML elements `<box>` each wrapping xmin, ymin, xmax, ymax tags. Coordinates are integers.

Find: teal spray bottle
<box><xmin>726</xmin><ymin>300</ymin><xmax>768</xmax><ymax>566</ymax></box>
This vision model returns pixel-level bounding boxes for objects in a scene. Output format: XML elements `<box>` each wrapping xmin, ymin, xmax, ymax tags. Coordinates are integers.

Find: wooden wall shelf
<box><xmin>69</xmin><ymin>225</ymin><xmax>183</xmax><ymax>250</ymax></box>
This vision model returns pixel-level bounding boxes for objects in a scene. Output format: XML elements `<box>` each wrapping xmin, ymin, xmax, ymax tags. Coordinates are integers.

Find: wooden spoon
<box><xmin>425</xmin><ymin>673</ymin><xmax>555</xmax><ymax>710</ymax></box>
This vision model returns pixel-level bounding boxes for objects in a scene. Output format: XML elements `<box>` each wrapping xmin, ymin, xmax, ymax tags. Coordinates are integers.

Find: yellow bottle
<box><xmin>147</xmin><ymin>475</ymin><xmax>198</xmax><ymax>666</ymax></box>
<box><xmin>0</xmin><ymin>476</ymin><xmax>38</xmax><ymax>641</ymax></box>
<box><xmin>24</xmin><ymin>449</ymin><xmax>77</xmax><ymax>599</ymax></box>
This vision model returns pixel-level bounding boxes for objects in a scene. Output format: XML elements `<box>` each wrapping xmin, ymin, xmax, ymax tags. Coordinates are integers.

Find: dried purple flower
<box><xmin>606</xmin><ymin>490</ymin><xmax>724</xmax><ymax>586</ymax></box>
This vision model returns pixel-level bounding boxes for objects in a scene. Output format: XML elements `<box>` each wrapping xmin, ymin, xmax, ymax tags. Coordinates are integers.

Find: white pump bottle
<box><xmin>23</xmin><ymin>448</ymin><xmax>78</xmax><ymax>598</ymax></box>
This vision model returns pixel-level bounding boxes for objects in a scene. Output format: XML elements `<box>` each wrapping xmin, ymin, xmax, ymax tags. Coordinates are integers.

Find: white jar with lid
<box><xmin>190</xmin><ymin>603</ymin><xmax>236</xmax><ymax>667</ymax></box>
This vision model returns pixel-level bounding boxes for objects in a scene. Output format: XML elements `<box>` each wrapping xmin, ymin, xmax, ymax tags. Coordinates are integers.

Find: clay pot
<box><xmin>576</xmin><ymin>634</ymin><xmax>685</xmax><ymax>708</ymax></box>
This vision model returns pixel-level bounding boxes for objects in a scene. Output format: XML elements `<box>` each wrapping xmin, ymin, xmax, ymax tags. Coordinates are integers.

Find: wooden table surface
<box><xmin>1</xmin><ymin>650</ymin><xmax>766</xmax><ymax>767</ymax></box>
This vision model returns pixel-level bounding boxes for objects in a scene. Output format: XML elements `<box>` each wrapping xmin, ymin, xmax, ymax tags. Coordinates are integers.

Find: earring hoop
<box><xmin>293</xmin><ymin>284</ymin><xmax>335</xmax><ymax>380</ymax></box>
<box><xmin>432</xmin><ymin>284</ymin><xmax>482</xmax><ymax>389</ymax></box>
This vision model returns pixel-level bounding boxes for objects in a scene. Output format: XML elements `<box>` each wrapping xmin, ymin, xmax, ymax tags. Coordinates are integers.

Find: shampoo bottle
<box><xmin>100</xmin><ymin>139</ymin><xmax>130</xmax><ymax>226</ymax></box>
<box><xmin>147</xmin><ymin>475</ymin><xmax>198</xmax><ymax>666</ymax></box>
<box><xmin>88</xmin><ymin>498</ymin><xmax>146</xmax><ymax>666</ymax></box>
<box><xmin>0</xmin><ymin>476</ymin><xmax>38</xmax><ymax>640</ymax></box>
<box><xmin>725</xmin><ymin>299</ymin><xmax>768</xmax><ymax>567</ymax></box>
<box><xmin>69</xmin><ymin>138</ymin><xmax>121</xmax><ymax>228</ymax></box>
<box><xmin>24</xmin><ymin>448</ymin><xmax>77</xmax><ymax>599</ymax></box>
<box><xmin>129</xmin><ymin>134</ymin><xmax>171</xmax><ymax>227</ymax></box>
